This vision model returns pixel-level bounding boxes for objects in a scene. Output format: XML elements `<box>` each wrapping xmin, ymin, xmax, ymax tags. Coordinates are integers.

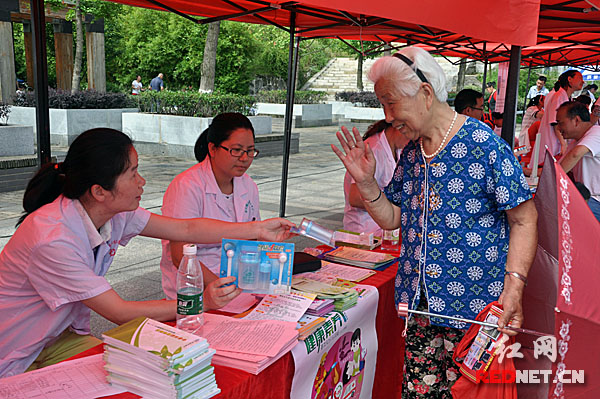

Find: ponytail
<box><xmin>18</xmin><ymin>162</ymin><xmax>65</xmax><ymax>226</ymax></box>
<box><xmin>17</xmin><ymin>128</ymin><xmax>133</xmax><ymax>226</ymax></box>
<box><xmin>363</xmin><ymin>119</ymin><xmax>391</xmax><ymax>140</ymax></box>
<box><xmin>194</xmin><ymin>127</ymin><xmax>210</xmax><ymax>163</ymax></box>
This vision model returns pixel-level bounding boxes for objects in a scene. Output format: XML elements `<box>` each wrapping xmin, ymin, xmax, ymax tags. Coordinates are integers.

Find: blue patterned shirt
<box><xmin>384</xmin><ymin>117</ymin><xmax>532</xmax><ymax>329</ymax></box>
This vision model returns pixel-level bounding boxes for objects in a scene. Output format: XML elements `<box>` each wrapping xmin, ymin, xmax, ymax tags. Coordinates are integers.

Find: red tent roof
<box><xmin>106</xmin><ymin>0</ymin><xmax>541</xmax><ymax>46</ymax></box>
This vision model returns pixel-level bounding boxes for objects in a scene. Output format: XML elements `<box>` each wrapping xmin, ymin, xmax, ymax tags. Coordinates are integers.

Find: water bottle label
<box><xmin>177</xmin><ymin>292</ymin><xmax>203</xmax><ymax>315</ymax></box>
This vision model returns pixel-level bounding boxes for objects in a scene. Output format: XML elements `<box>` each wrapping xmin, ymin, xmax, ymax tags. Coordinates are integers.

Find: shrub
<box><xmin>335</xmin><ymin>91</ymin><xmax>380</xmax><ymax>108</ymax></box>
<box><xmin>136</xmin><ymin>91</ymin><xmax>255</xmax><ymax>117</ymax></box>
<box><xmin>13</xmin><ymin>89</ymin><xmax>136</xmax><ymax>109</ymax></box>
<box><xmin>0</xmin><ymin>102</ymin><xmax>10</xmax><ymax>125</ymax></box>
<box><xmin>254</xmin><ymin>90</ymin><xmax>326</xmax><ymax>104</ymax></box>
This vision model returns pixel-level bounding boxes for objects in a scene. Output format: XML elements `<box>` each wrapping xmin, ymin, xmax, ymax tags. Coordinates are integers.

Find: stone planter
<box><xmin>7</xmin><ymin>106</ymin><xmax>138</xmax><ymax>146</ymax></box>
<box><xmin>122</xmin><ymin>113</ymin><xmax>285</xmax><ymax>158</ymax></box>
<box><xmin>0</xmin><ymin>124</ymin><xmax>35</xmax><ymax>156</ymax></box>
<box><xmin>327</xmin><ymin>101</ymin><xmax>384</xmax><ymax>122</ymax></box>
<box><xmin>255</xmin><ymin>103</ymin><xmax>333</xmax><ymax>127</ymax></box>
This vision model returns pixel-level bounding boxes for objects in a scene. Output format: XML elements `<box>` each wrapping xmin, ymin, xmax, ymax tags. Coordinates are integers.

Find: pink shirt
<box><xmin>0</xmin><ymin>196</ymin><xmax>150</xmax><ymax>377</ymax></box>
<box><xmin>343</xmin><ymin>131</ymin><xmax>401</xmax><ymax>234</ymax></box>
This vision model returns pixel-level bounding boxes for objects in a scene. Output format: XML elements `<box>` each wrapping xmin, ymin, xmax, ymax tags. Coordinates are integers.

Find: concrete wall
<box><xmin>255</xmin><ymin>103</ymin><xmax>333</xmax><ymax>127</ymax></box>
<box><xmin>7</xmin><ymin>107</ymin><xmax>138</xmax><ymax>145</ymax></box>
<box><xmin>329</xmin><ymin>101</ymin><xmax>384</xmax><ymax>122</ymax></box>
<box><xmin>122</xmin><ymin>113</ymin><xmax>293</xmax><ymax>159</ymax></box>
<box><xmin>0</xmin><ymin>125</ymin><xmax>35</xmax><ymax>156</ymax></box>
<box><xmin>122</xmin><ymin>113</ymin><xmax>272</xmax><ymax>145</ymax></box>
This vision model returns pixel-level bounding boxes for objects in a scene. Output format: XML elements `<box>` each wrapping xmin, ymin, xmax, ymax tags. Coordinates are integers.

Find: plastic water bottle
<box><xmin>176</xmin><ymin>244</ymin><xmax>204</xmax><ymax>334</ymax></box>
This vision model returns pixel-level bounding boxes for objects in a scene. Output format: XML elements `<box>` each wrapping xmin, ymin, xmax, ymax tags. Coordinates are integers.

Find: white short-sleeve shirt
<box><xmin>343</xmin><ymin>131</ymin><xmax>401</xmax><ymax>235</ymax></box>
<box><xmin>160</xmin><ymin>158</ymin><xmax>260</xmax><ymax>299</ymax></box>
<box><xmin>567</xmin><ymin>125</ymin><xmax>600</xmax><ymax>201</ymax></box>
<box><xmin>0</xmin><ymin>196</ymin><xmax>150</xmax><ymax>377</ymax></box>
<box><xmin>131</xmin><ymin>80</ymin><xmax>143</xmax><ymax>94</ymax></box>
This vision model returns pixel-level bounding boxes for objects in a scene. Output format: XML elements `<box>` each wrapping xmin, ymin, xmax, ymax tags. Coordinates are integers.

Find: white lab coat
<box><xmin>160</xmin><ymin>158</ymin><xmax>260</xmax><ymax>299</ymax></box>
<box><xmin>0</xmin><ymin>196</ymin><xmax>150</xmax><ymax>377</ymax></box>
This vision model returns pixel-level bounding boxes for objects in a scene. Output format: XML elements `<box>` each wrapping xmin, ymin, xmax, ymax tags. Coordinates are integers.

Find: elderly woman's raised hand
<box><xmin>331</xmin><ymin>126</ymin><xmax>377</xmax><ymax>187</ymax></box>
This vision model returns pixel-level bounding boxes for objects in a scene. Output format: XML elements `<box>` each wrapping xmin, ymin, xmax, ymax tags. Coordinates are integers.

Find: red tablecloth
<box><xmin>72</xmin><ymin>264</ymin><xmax>405</xmax><ymax>399</ymax></box>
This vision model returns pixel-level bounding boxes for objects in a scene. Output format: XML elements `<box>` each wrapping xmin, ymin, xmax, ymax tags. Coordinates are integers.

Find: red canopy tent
<box><xmin>27</xmin><ymin>0</ymin><xmax>542</xmax><ymax>216</ymax></box>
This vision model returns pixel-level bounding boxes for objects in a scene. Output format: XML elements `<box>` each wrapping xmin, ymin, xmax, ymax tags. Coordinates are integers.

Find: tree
<box><xmin>199</xmin><ymin>21</ymin><xmax>220</xmax><ymax>93</ymax></box>
<box><xmin>456</xmin><ymin>58</ymin><xmax>466</xmax><ymax>93</ymax></box>
<box><xmin>71</xmin><ymin>0</ymin><xmax>84</xmax><ymax>93</ymax></box>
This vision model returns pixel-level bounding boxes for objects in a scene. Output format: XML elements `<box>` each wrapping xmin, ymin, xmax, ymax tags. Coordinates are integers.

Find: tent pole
<box><xmin>523</xmin><ymin>63</ymin><xmax>532</xmax><ymax>113</ymax></box>
<box><xmin>501</xmin><ymin>45</ymin><xmax>521</xmax><ymax>149</ymax></box>
<box><xmin>30</xmin><ymin>0</ymin><xmax>51</xmax><ymax>166</ymax></box>
<box><xmin>481</xmin><ymin>60</ymin><xmax>488</xmax><ymax>94</ymax></box>
<box><xmin>279</xmin><ymin>11</ymin><xmax>297</xmax><ymax>217</ymax></box>
<box><xmin>481</xmin><ymin>42</ymin><xmax>487</xmax><ymax>95</ymax></box>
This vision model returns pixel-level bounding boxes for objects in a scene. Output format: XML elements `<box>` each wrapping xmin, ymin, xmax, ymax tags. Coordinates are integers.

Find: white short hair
<box><xmin>367</xmin><ymin>47</ymin><xmax>448</xmax><ymax>103</ymax></box>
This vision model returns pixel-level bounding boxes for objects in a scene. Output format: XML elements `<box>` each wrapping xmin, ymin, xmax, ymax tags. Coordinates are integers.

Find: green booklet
<box><xmin>102</xmin><ymin>317</ymin><xmax>210</xmax><ymax>373</ymax></box>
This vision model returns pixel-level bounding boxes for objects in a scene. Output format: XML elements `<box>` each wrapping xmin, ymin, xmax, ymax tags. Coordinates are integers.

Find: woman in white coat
<box><xmin>160</xmin><ymin>113</ymin><xmax>261</xmax><ymax>300</ymax></box>
<box><xmin>0</xmin><ymin>128</ymin><xmax>292</xmax><ymax>377</ymax></box>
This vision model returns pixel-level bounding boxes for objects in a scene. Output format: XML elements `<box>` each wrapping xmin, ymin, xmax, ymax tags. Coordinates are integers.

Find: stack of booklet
<box><xmin>202</xmin><ymin>313</ymin><xmax>299</xmax><ymax>375</ymax></box>
<box><xmin>305</xmin><ymin>298</ymin><xmax>335</xmax><ymax>316</ymax></box>
<box><xmin>292</xmin><ymin>277</ymin><xmax>359</xmax><ymax>312</ymax></box>
<box><xmin>296</xmin><ymin>314</ymin><xmax>327</xmax><ymax>340</ymax></box>
<box><xmin>321</xmin><ymin>246</ymin><xmax>397</xmax><ymax>269</ymax></box>
<box><xmin>102</xmin><ymin>317</ymin><xmax>220</xmax><ymax>399</ymax></box>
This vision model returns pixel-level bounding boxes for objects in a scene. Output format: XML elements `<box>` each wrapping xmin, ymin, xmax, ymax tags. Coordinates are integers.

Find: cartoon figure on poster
<box><xmin>311</xmin><ymin>328</ymin><xmax>367</xmax><ymax>399</ymax></box>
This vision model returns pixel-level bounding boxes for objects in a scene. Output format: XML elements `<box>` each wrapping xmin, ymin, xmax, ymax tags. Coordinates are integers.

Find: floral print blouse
<box><xmin>384</xmin><ymin>117</ymin><xmax>532</xmax><ymax>329</ymax></box>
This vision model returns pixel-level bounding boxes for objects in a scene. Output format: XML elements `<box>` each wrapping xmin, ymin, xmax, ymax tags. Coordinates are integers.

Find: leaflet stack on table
<box><xmin>102</xmin><ymin>317</ymin><xmax>220</xmax><ymax>399</ymax></box>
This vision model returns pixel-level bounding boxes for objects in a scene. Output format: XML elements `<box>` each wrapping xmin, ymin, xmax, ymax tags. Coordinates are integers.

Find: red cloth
<box><xmin>451</xmin><ymin>302</ymin><xmax>517</xmax><ymax>399</ymax></box>
<box><xmin>68</xmin><ymin>264</ymin><xmax>405</xmax><ymax>399</ymax></box>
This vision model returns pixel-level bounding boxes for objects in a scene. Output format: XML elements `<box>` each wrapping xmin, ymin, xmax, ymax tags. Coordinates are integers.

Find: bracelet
<box><xmin>505</xmin><ymin>271</ymin><xmax>528</xmax><ymax>286</ymax></box>
<box><xmin>364</xmin><ymin>190</ymin><xmax>382</xmax><ymax>203</ymax></box>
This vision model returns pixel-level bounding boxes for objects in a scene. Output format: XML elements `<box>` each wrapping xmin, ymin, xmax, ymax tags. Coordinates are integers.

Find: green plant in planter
<box><xmin>0</xmin><ymin>103</ymin><xmax>10</xmax><ymax>126</ymax></box>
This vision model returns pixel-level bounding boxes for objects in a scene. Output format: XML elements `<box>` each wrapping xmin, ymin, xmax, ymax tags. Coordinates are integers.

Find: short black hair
<box><xmin>557</xmin><ymin>100</ymin><xmax>590</xmax><ymax>122</ymax></box>
<box><xmin>537</xmin><ymin>76</ymin><xmax>547</xmax><ymax>83</ymax></box>
<box><xmin>454</xmin><ymin>89</ymin><xmax>483</xmax><ymax>113</ymax></box>
<box><xmin>491</xmin><ymin>112</ymin><xmax>504</xmax><ymax>120</ymax></box>
<box><xmin>486</xmin><ymin>82</ymin><xmax>496</xmax><ymax>88</ymax></box>
<box><xmin>575</xmin><ymin>95</ymin><xmax>592</xmax><ymax>107</ymax></box>
<box><xmin>584</xmin><ymin>84</ymin><xmax>598</xmax><ymax>91</ymax></box>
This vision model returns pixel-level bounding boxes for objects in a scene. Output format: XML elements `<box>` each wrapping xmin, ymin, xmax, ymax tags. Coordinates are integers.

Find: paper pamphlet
<box><xmin>317</xmin><ymin>261</ymin><xmax>376</xmax><ymax>282</ymax></box>
<box><xmin>0</xmin><ymin>354</ymin><xmax>125</xmax><ymax>399</ymax></box>
<box><xmin>244</xmin><ymin>291</ymin><xmax>317</xmax><ymax>322</ymax></box>
<box><xmin>219</xmin><ymin>292</ymin><xmax>259</xmax><ymax>314</ymax></box>
<box><xmin>202</xmin><ymin>313</ymin><xmax>298</xmax><ymax>358</ymax></box>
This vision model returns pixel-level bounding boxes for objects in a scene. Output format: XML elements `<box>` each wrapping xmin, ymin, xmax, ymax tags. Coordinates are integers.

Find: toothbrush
<box><xmin>226</xmin><ymin>249</ymin><xmax>235</xmax><ymax>277</ymax></box>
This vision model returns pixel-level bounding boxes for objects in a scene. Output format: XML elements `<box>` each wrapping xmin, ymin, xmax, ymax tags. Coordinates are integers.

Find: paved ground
<box><xmin>0</xmin><ymin>120</ymin><xmax>373</xmax><ymax>337</ymax></box>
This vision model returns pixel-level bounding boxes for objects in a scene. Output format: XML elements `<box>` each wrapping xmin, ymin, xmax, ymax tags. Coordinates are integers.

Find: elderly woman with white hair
<box><xmin>332</xmin><ymin>47</ymin><xmax>537</xmax><ymax>397</ymax></box>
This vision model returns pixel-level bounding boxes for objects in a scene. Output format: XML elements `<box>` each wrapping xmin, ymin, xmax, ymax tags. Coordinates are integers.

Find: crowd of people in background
<box><xmin>454</xmin><ymin>69</ymin><xmax>599</xmax><ymax>223</ymax></box>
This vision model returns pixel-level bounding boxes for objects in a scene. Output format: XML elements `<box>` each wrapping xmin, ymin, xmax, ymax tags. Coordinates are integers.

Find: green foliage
<box><xmin>254</xmin><ymin>90</ymin><xmax>326</xmax><ymax>104</ymax></box>
<box><xmin>335</xmin><ymin>91</ymin><xmax>380</xmax><ymax>107</ymax></box>
<box><xmin>13</xmin><ymin>89</ymin><xmax>136</xmax><ymax>109</ymax></box>
<box><xmin>136</xmin><ymin>91</ymin><xmax>255</xmax><ymax>116</ymax></box>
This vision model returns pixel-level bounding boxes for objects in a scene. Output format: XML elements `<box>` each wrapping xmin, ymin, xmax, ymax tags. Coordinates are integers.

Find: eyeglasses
<box><xmin>470</xmin><ymin>106</ymin><xmax>484</xmax><ymax>111</ymax></box>
<box><xmin>219</xmin><ymin>145</ymin><xmax>259</xmax><ymax>158</ymax></box>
